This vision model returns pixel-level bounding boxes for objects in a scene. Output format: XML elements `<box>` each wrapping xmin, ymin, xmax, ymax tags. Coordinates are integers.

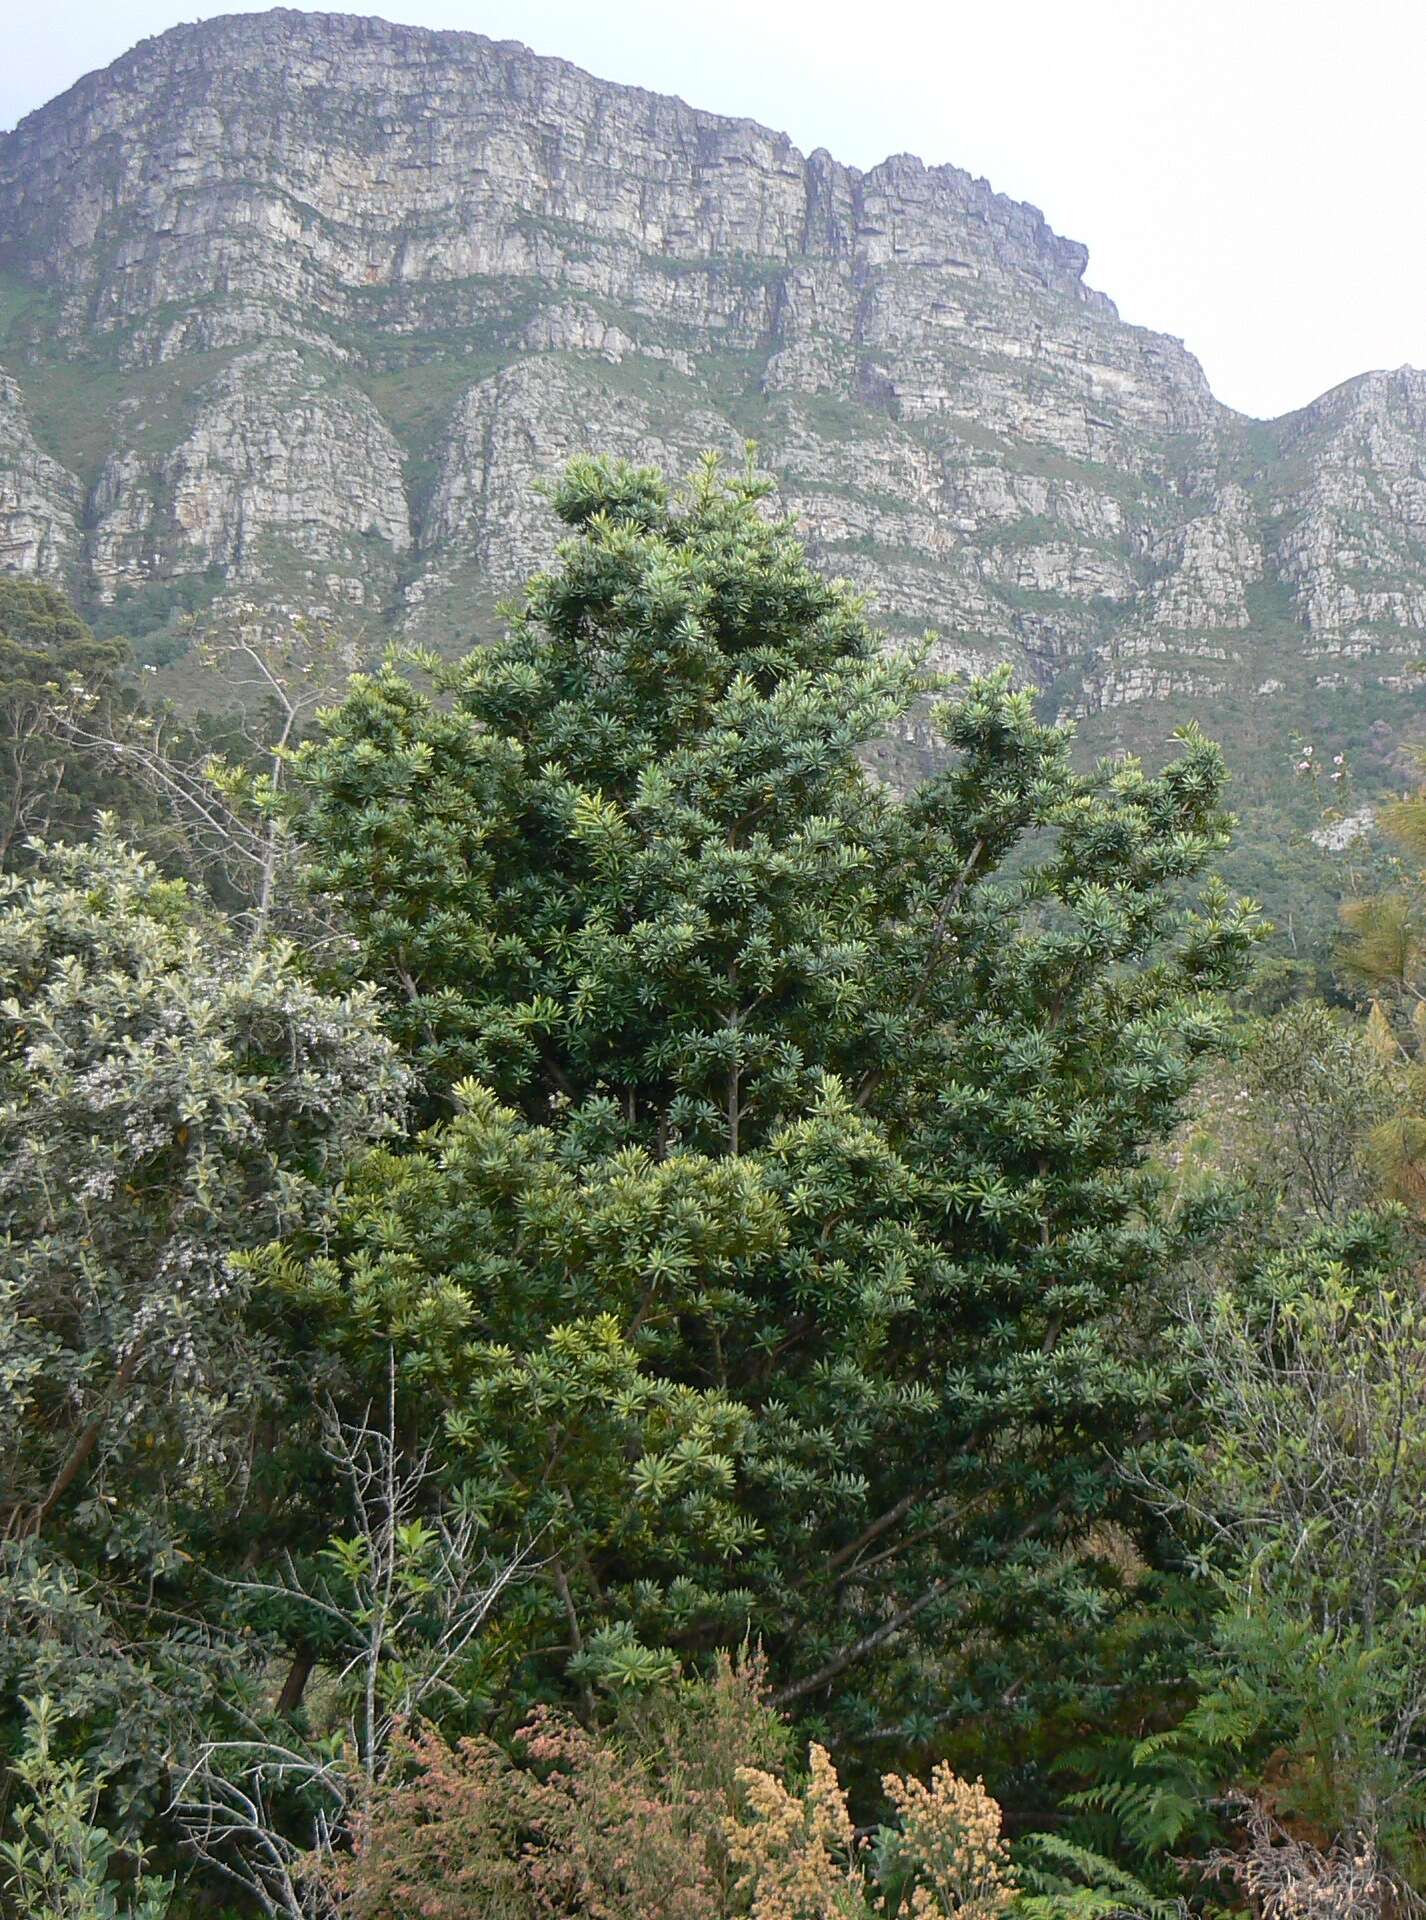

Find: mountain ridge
<box><xmin>1</xmin><ymin>9</ymin><xmax>1111</xmax><ymax>295</ymax></box>
<box><xmin>1</xmin><ymin>7</ymin><xmax>1424</xmax><ymax>943</ymax></box>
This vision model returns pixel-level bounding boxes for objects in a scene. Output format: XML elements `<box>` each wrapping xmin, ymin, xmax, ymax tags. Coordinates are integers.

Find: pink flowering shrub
<box><xmin>330</xmin><ymin>1658</ymin><xmax>1018</xmax><ymax>1920</ymax></box>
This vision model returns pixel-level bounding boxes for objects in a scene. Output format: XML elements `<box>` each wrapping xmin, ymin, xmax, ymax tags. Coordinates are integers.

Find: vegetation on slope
<box><xmin>1</xmin><ymin>457</ymin><xmax>1424</xmax><ymax>1918</ymax></box>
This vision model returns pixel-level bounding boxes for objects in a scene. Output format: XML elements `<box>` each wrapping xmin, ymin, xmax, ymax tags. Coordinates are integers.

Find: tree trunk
<box><xmin>275</xmin><ymin>1645</ymin><xmax>317</xmax><ymax>1716</ymax></box>
<box><xmin>21</xmin><ymin>1340</ymin><xmax>144</xmax><ymax>1536</ymax></box>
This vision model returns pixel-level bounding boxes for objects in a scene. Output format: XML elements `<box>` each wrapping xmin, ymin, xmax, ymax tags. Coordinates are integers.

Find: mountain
<box><xmin>2</xmin><ymin>8</ymin><xmax>1424</xmax><ymax>937</ymax></box>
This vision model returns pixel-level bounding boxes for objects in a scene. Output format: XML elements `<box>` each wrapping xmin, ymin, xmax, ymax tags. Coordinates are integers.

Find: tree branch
<box><xmin>771</xmin><ymin>1580</ymin><xmax>949</xmax><ymax>1708</ymax></box>
<box><xmin>857</xmin><ymin>837</ymin><xmax>985</xmax><ymax>1106</ymax></box>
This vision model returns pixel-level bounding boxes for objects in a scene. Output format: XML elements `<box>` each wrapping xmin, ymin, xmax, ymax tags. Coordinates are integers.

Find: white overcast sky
<box><xmin>6</xmin><ymin>0</ymin><xmax>1424</xmax><ymax>420</ymax></box>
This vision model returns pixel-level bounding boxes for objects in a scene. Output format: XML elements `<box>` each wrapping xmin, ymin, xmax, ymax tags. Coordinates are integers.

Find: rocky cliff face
<box><xmin>1</xmin><ymin>7</ymin><xmax>1424</xmax><ymax>886</ymax></box>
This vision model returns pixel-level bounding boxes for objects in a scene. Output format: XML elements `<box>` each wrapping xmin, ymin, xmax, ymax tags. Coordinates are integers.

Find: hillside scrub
<box><xmin>9</xmin><ymin>454</ymin><xmax>1426</xmax><ymax>1916</ymax></box>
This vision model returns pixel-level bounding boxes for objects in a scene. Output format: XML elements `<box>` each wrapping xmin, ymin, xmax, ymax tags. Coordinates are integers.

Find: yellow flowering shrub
<box><xmin>879</xmin><ymin>1764</ymin><xmax>1016</xmax><ymax>1920</ymax></box>
<box><xmin>727</xmin><ymin>1745</ymin><xmax>865</xmax><ymax>1920</ymax></box>
<box><xmin>728</xmin><ymin>1743</ymin><xmax>1016</xmax><ymax>1920</ymax></box>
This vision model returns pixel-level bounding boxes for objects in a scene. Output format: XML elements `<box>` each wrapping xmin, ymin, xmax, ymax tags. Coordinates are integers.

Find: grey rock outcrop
<box><xmin>0</xmin><ymin>373</ymin><xmax>81</xmax><ymax>579</ymax></box>
<box><xmin>88</xmin><ymin>348</ymin><xmax>411</xmax><ymax>609</ymax></box>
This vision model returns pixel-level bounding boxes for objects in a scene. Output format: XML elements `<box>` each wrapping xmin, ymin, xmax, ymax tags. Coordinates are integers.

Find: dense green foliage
<box><xmin>1179</xmin><ymin>1213</ymin><xmax>1426</xmax><ymax>1872</ymax></box>
<box><xmin>279</xmin><ymin>457</ymin><xmax>1257</xmax><ymax>1750</ymax></box>
<box><xmin>1</xmin><ymin>455</ymin><xmax>1424</xmax><ymax>1918</ymax></box>
<box><xmin>0</xmin><ymin>579</ymin><xmax>140</xmax><ymax>866</ymax></box>
<box><xmin>0</xmin><ymin>832</ymin><xmax>407</xmax><ymax>1839</ymax></box>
